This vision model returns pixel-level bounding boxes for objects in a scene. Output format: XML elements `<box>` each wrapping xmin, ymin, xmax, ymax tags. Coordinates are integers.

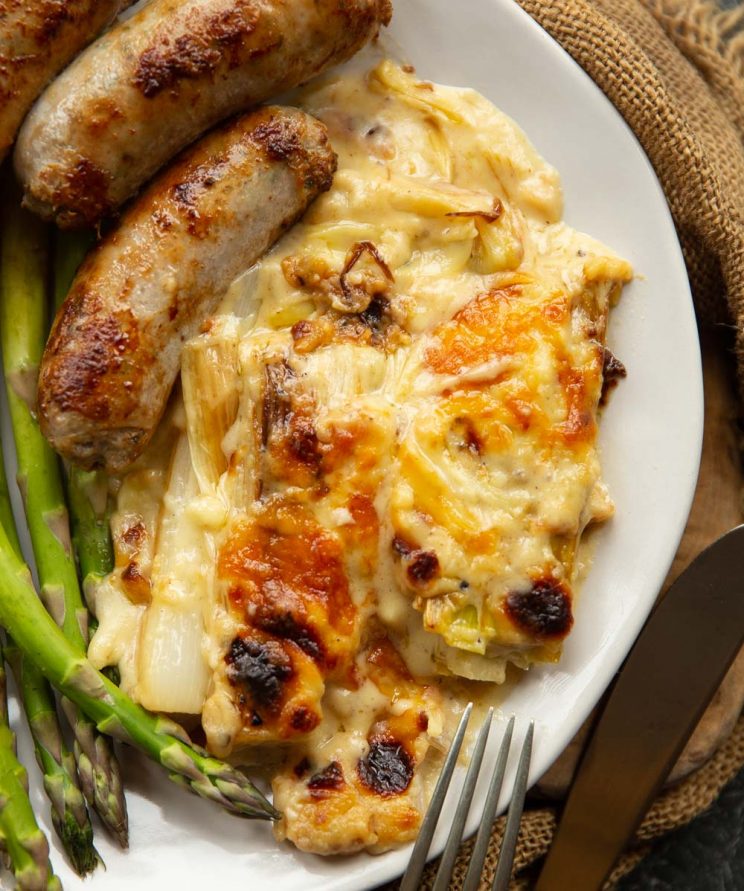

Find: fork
<box><xmin>400</xmin><ymin>704</ymin><xmax>534</xmax><ymax>891</ymax></box>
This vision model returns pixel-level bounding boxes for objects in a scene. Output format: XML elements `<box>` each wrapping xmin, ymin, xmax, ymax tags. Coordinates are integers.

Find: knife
<box><xmin>535</xmin><ymin>523</ymin><xmax>744</xmax><ymax>891</ymax></box>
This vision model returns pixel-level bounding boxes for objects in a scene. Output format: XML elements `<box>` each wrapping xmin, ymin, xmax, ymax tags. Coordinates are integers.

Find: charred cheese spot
<box><xmin>357</xmin><ymin>736</ymin><xmax>414</xmax><ymax>797</ymax></box>
<box><xmin>359</xmin><ymin>294</ymin><xmax>391</xmax><ymax>336</ymax></box>
<box><xmin>119</xmin><ymin>560</ymin><xmax>151</xmax><ymax>605</ymax></box>
<box><xmin>391</xmin><ymin>536</ymin><xmax>440</xmax><ymax>586</ymax></box>
<box><xmin>218</xmin><ymin>500</ymin><xmax>356</xmax><ymax>742</ymax></box>
<box><xmin>391</xmin><ymin>535</ymin><xmax>413</xmax><ymax>558</ymax></box>
<box><xmin>114</xmin><ymin>519</ymin><xmax>147</xmax><ymax>567</ymax></box>
<box><xmin>505</xmin><ymin>579</ymin><xmax>574</xmax><ymax>639</ymax></box>
<box><xmin>407</xmin><ymin>551</ymin><xmax>440</xmax><ymax>585</ymax></box>
<box><xmin>254</xmin><ymin>611</ymin><xmax>324</xmax><ymax>663</ymax></box>
<box><xmin>337</xmin><ymin>241</ymin><xmax>394</xmax><ymax>313</ymax></box>
<box><xmin>113</xmin><ymin>518</ymin><xmax>152</xmax><ymax>604</ymax></box>
<box><xmin>290</xmin><ymin>706</ymin><xmax>320</xmax><ymax>733</ymax></box>
<box><xmin>287</xmin><ymin>414</ymin><xmax>321</xmax><ymax>470</ymax></box>
<box><xmin>307</xmin><ymin>761</ymin><xmax>345</xmax><ymax>796</ymax></box>
<box><xmin>122</xmin><ymin>521</ymin><xmax>146</xmax><ymax>548</ymax></box>
<box><xmin>600</xmin><ymin>347</ymin><xmax>627</xmax><ymax>406</ymax></box>
<box><xmin>290</xmin><ymin>318</ymin><xmax>329</xmax><ymax>354</ymax></box>
<box><xmin>334</xmin><ymin>297</ymin><xmax>409</xmax><ymax>351</ymax></box>
<box><xmin>260</xmin><ymin>360</ymin><xmax>321</xmax><ymax>487</ymax></box>
<box><xmin>225</xmin><ymin>636</ymin><xmax>293</xmax><ymax>712</ymax></box>
<box><xmin>223</xmin><ymin>629</ymin><xmax>323</xmax><ymax>740</ymax></box>
<box><xmin>452</xmin><ymin>416</ymin><xmax>483</xmax><ymax>456</ymax></box>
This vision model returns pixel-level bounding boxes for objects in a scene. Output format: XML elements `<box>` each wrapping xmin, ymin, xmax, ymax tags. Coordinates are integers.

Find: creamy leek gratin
<box><xmin>88</xmin><ymin>60</ymin><xmax>632</xmax><ymax>854</ymax></box>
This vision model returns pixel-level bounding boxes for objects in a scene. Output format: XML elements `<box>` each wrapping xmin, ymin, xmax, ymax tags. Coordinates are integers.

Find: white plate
<box><xmin>7</xmin><ymin>0</ymin><xmax>703</xmax><ymax>888</ymax></box>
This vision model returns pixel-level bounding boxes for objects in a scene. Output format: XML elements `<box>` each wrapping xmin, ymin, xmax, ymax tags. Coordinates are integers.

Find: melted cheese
<box><xmin>89</xmin><ymin>59</ymin><xmax>632</xmax><ymax>854</ymax></box>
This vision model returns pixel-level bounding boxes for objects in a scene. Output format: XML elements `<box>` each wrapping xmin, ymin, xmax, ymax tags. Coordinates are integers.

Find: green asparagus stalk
<box><xmin>52</xmin><ymin>230</ymin><xmax>92</xmax><ymax>313</ymax></box>
<box><xmin>4</xmin><ymin>644</ymin><xmax>99</xmax><ymax>878</ymax></box>
<box><xmin>64</xmin><ymin>468</ymin><xmax>113</xmax><ymax>607</ymax></box>
<box><xmin>0</xmin><ymin>647</ymin><xmax>61</xmax><ymax>891</ymax></box>
<box><xmin>0</xmin><ymin>526</ymin><xmax>279</xmax><ymax>820</ymax></box>
<box><xmin>0</xmin><ymin>202</ymin><xmax>128</xmax><ymax>847</ymax></box>
<box><xmin>0</xmin><ymin>226</ymin><xmax>98</xmax><ymax>876</ymax></box>
<box><xmin>0</xmin><ymin>440</ymin><xmax>97</xmax><ymax>878</ymax></box>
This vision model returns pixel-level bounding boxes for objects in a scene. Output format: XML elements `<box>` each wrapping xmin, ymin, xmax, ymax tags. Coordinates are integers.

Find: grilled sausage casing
<box><xmin>15</xmin><ymin>0</ymin><xmax>391</xmax><ymax>228</ymax></box>
<box><xmin>0</xmin><ymin>0</ymin><xmax>124</xmax><ymax>162</ymax></box>
<box><xmin>38</xmin><ymin>106</ymin><xmax>337</xmax><ymax>473</ymax></box>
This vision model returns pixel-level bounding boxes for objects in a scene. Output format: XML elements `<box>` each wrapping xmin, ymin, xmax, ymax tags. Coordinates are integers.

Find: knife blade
<box><xmin>535</xmin><ymin>523</ymin><xmax>744</xmax><ymax>891</ymax></box>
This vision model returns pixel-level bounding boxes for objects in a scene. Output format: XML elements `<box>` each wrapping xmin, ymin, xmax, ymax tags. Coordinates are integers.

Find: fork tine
<box><xmin>431</xmin><ymin>707</ymin><xmax>494</xmax><ymax>891</ymax></box>
<box><xmin>399</xmin><ymin>702</ymin><xmax>473</xmax><ymax>891</ymax></box>
<box><xmin>491</xmin><ymin>721</ymin><xmax>534</xmax><ymax>891</ymax></box>
<box><xmin>461</xmin><ymin>715</ymin><xmax>515</xmax><ymax>891</ymax></box>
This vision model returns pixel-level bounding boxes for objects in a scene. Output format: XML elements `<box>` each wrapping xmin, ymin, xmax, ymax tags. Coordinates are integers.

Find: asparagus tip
<box><xmin>103</xmin><ymin>807</ymin><xmax>128</xmax><ymax>851</ymax></box>
<box><xmin>59</xmin><ymin>812</ymin><xmax>101</xmax><ymax>877</ymax></box>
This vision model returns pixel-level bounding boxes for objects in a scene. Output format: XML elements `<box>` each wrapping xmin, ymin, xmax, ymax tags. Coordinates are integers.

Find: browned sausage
<box><xmin>0</xmin><ymin>0</ymin><xmax>125</xmax><ymax>162</ymax></box>
<box><xmin>38</xmin><ymin>106</ymin><xmax>337</xmax><ymax>473</ymax></box>
<box><xmin>15</xmin><ymin>0</ymin><xmax>391</xmax><ymax>228</ymax></box>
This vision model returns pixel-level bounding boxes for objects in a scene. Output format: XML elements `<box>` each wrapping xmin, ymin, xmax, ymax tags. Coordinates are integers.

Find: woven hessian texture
<box><xmin>387</xmin><ymin>1</ymin><xmax>744</xmax><ymax>887</ymax></box>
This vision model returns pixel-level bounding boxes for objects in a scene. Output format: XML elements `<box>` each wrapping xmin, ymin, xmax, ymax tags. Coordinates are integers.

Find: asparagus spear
<box><xmin>0</xmin><ymin>468</ymin><xmax>97</xmax><ymax>878</ymax></box>
<box><xmin>64</xmin><ymin>468</ymin><xmax>113</xmax><ymax>608</ymax></box>
<box><xmin>52</xmin><ymin>229</ymin><xmax>92</xmax><ymax>314</ymax></box>
<box><xmin>0</xmin><ymin>647</ymin><xmax>61</xmax><ymax>891</ymax></box>
<box><xmin>0</xmin><ymin>225</ymin><xmax>98</xmax><ymax>877</ymax></box>
<box><xmin>0</xmin><ymin>525</ymin><xmax>279</xmax><ymax>820</ymax></box>
<box><xmin>4</xmin><ymin>644</ymin><xmax>99</xmax><ymax>878</ymax></box>
<box><xmin>0</xmin><ymin>203</ymin><xmax>128</xmax><ymax>847</ymax></box>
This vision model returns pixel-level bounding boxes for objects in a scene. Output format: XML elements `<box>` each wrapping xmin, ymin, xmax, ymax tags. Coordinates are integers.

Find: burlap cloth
<box><xmin>385</xmin><ymin>0</ymin><xmax>744</xmax><ymax>887</ymax></box>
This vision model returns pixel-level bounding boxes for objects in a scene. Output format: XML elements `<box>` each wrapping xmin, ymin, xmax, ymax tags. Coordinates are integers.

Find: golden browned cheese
<box><xmin>272</xmin><ymin>636</ymin><xmax>442</xmax><ymax>854</ymax></box>
<box><xmin>202</xmin><ymin>351</ymin><xmax>391</xmax><ymax>751</ymax></box>
<box><xmin>14</xmin><ymin>0</ymin><xmax>392</xmax><ymax>227</ymax></box>
<box><xmin>0</xmin><ymin>0</ymin><xmax>125</xmax><ymax>161</ymax></box>
<box><xmin>216</xmin><ymin>499</ymin><xmax>358</xmax><ymax>744</ymax></box>
<box><xmin>38</xmin><ymin>106</ymin><xmax>337</xmax><ymax>474</ymax></box>
<box><xmin>86</xmin><ymin>61</ymin><xmax>634</xmax><ymax>855</ymax></box>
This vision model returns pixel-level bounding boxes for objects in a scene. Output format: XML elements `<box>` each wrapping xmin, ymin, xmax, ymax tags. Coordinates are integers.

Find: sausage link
<box><xmin>0</xmin><ymin>0</ymin><xmax>125</xmax><ymax>162</ymax></box>
<box><xmin>15</xmin><ymin>0</ymin><xmax>391</xmax><ymax>228</ymax></box>
<box><xmin>38</xmin><ymin>106</ymin><xmax>337</xmax><ymax>473</ymax></box>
